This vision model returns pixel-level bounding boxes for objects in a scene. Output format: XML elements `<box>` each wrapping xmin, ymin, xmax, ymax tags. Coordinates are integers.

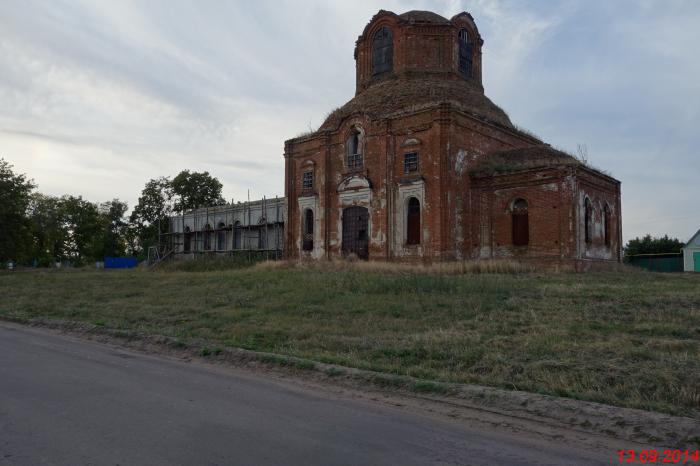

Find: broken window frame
<box><xmin>403</xmin><ymin>152</ymin><xmax>419</xmax><ymax>173</ymax></box>
<box><xmin>346</xmin><ymin>129</ymin><xmax>363</xmax><ymax>171</ymax></box>
<box><xmin>458</xmin><ymin>29</ymin><xmax>473</xmax><ymax>78</ymax></box>
<box><xmin>372</xmin><ymin>26</ymin><xmax>393</xmax><ymax>76</ymax></box>
<box><xmin>302</xmin><ymin>170</ymin><xmax>314</xmax><ymax>190</ymax></box>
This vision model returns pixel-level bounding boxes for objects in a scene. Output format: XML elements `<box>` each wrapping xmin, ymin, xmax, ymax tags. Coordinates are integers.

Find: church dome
<box><xmin>397</xmin><ymin>10</ymin><xmax>451</xmax><ymax>24</ymax></box>
<box><xmin>319</xmin><ymin>10</ymin><xmax>513</xmax><ymax>131</ymax></box>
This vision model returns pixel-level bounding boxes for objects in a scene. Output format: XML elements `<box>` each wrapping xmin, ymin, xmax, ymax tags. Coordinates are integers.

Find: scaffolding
<box><xmin>158</xmin><ymin>196</ymin><xmax>284</xmax><ymax>263</ymax></box>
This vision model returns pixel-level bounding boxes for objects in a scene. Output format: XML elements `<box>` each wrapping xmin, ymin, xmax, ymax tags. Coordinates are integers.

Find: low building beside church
<box><xmin>165</xmin><ymin>198</ymin><xmax>284</xmax><ymax>258</ymax></box>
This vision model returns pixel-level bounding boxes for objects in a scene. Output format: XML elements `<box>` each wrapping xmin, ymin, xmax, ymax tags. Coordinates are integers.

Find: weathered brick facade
<box><xmin>284</xmin><ymin>10</ymin><xmax>621</xmax><ymax>268</ymax></box>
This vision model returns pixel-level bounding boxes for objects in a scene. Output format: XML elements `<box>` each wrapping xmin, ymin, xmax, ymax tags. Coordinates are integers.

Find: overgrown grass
<box><xmin>158</xmin><ymin>254</ymin><xmax>273</xmax><ymax>272</ymax></box>
<box><xmin>1</xmin><ymin>263</ymin><xmax>698</xmax><ymax>417</ymax></box>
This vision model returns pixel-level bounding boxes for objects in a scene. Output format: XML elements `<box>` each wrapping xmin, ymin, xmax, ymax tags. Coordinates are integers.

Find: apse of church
<box><xmin>284</xmin><ymin>10</ymin><xmax>621</xmax><ymax>269</ymax></box>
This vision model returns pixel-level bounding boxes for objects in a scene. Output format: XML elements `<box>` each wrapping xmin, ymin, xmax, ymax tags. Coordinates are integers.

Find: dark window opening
<box><xmin>203</xmin><ymin>224</ymin><xmax>212</xmax><ymax>251</ymax></box>
<box><xmin>302</xmin><ymin>171</ymin><xmax>314</xmax><ymax>190</ymax></box>
<box><xmin>233</xmin><ymin>222</ymin><xmax>242</xmax><ymax>249</ymax></box>
<box><xmin>512</xmin><ymin>199</ymin><xmax>529</xmax><ymax>246</ymax></box>
<box><xmin>302</xmin><ymin>209</ymin><xmax>314</xmax><ymax>251</ymax></box>
<box><xmin>183</xmin><ymin>227</ymin><xmax>191</xmax><ymax>253</ymax></box>
<box><xmin>404</xmin><ymin>152</ymin><xmax>419</xmax><ymax>173</ymax></box>
<box><xmin>406</xmin><ymin>197</ymin><xmax>421</xmax><ymax>245</ymax></box>
<box><xmin>458</xmin><ymin>29</ymin><xmax>473</xmax><ymax>78</ymax></box>
<box><xmin>604</xmin><ymin>204</ymin><xmax>611</xmax><ymax>247</ymax></box>
<box><xmin>347</xmin><ymin>129</ymin><xmax>363</xmax><ymax>170</ymax></box>
<box><xmin>584</xmin><ymin>198</ymin><xmax>592</xmax><ymax>244</ymax></box>
<box><xmin>217</xmin><ymin>222</ymin><xmax>226</xmax><ymax>251</ymax></box>
<box><xmin>258</xmin><ymin>229</ymin><xmax>266</xmax><ymax>250</ymax></box>
<box><xmin>372</xmin><ymin>26</ymin><xmax>393</xmax><ymax>75</ymax></box>
<box><xmin>258</xmin><ymin>218</ymin><xmax>267</xmax><ymax>250</ymax></box>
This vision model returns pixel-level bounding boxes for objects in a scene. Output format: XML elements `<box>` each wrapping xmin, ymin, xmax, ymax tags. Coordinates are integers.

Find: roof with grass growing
<box><xmin>469</xmin><ymin>144</ymin><xmax>585</xmax><ymax>177</ymax></box>
<box><xmin>319</xmin><ymin>76</ymin><xmax>515</xmax><ymax>131</ymax></box>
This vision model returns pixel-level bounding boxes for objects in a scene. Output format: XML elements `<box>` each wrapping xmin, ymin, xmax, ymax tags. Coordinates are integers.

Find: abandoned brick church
<box><xmin>284</xmin><ymin>10</ymin><xmax>622</xmax><ymax>267</ymax></box>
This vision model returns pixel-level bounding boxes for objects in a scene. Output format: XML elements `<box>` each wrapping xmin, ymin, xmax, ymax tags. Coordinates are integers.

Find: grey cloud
<box><xmin>0</xmin><ymin>0</ymin><xmax>698</xmax><ymax>242</ymax></box>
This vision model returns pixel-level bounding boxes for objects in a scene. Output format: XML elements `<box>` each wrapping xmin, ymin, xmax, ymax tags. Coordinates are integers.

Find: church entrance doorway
<box><xmin>342</xmin><ymin>206</ymin><xmax>369</xmax><ymax>259</ymax></box>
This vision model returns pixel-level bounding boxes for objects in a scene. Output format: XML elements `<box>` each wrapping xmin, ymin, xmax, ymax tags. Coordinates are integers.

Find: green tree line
<box><xmin>623</xmin><ymin>234</ymin><xmax>686</xmax><ymax>257</ymax></box>
<box><xmin>1</xmin><ymin>158</ymin><xmax>224</xmax><ymax>266</ymax></box>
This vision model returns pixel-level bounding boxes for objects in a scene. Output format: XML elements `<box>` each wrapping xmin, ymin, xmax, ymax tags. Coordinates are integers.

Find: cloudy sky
<box><xmin>1</xmin><ymin>0</ymin><xmax>698</xmax><ymax>241</ymax></box>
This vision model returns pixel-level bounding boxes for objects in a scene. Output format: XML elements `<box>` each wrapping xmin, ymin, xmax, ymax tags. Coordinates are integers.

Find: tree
<box><xmin>27</xmin><ymin>193</ymin><xmax>67</xmax><ymax>266</ymax></box>
<box><xmin>129</xmin><ymin>177</ymin><xmax>173</xmax><ymax>257</ymax></box>
<box><xmin>0</xmin><ymin>158</ymin><xmax>35</xmax><ymax>263</ymax></box>
<box><xmin>60</xmin><ymin>195</ymin><xmax>104</xmax><ymax>264</ymax></box>
<box><xmin>624</xmin><ymin>234</ymin><xmax>685</xmax><ymax>258</ymax></box>
<box><xmin>97</xmin><ymin>199</ymin><xmax>128</xmax><ymax>258</ymax></box>
<box><xmin>171</xmin><ymin>170</ymin><xmax>225</xmax><ymax>214</ymax></box>
<box><xmin>128</xmin><ymin>171</ymin><xmax>226</xmax><ymax>258</ymax></box>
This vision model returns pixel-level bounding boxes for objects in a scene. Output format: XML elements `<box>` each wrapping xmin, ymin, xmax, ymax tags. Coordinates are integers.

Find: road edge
<box><xmin>2</xmin><ymin>316</ymin><xmax>698</xmax><ymax>449</ymax></box>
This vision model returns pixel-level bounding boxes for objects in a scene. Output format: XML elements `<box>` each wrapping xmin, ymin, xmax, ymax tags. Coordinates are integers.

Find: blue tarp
<box><xmin>104</xmin><ymin>257</ymin><xmax>138</xmax><ymax>269</ymax></box>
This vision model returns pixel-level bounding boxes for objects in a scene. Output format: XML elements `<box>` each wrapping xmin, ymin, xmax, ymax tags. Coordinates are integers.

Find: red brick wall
<box><xmin>354</xmin><ymin>11</ymin><xmax>483</xmax><ymax>93</ymax></box>
<box><xmin>467</xmin><ymin>167</ymin><xmax>621</xmax><ymax>263</ymax></box>
<box><xmin>470</xmin><ymin>169</ymin><xmax>575</xmax><ymax>260</ymax></box>
<box><xmin>283</xmin><ymin>10</ymin><xmax>622</xmax><ymax>266</ymax></box>
<box><xmin>575</xmin><ymin>168</ymin><xmax>622</xmax><ymax>262</ymax></box>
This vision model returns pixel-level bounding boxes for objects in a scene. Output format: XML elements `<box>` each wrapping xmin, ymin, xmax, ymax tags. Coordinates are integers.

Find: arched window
<box><xmin>258</xmin><ymin>217</ymin><xmax>267</xmax><ymax>250</ymax></box>
<box><xmin>604</xmin><ymin>204</ymin><xmax>611</xmax><ymax>247</ymax></box>
<box><xmin>512</xmin><ymin>199</ymin><xmax>529</xmax><ymax>246</ymax></box>
<box><xmin>233</xmin><ymin>221</ymin><xmax>242</xmax><ymax>249</ymax></box>
<box><xmin>302</xmin><ymin>170</ymin><xmax>314</xmax><ymax>190</ymax></box>
<box><xmin>217</xmin><ymin>222</ymin><xmax>226</xmax><ymax>251</ymax></box>
<box><xmin>183</xmin><ymin>227</ymin><xmax>191</xmax><ymax>253</ymax></box>
<box><xmin>347</xmin><ymin>128</ymin><xmax>363</xmax><ymax>170</ymax></box>
<box><xmin>372</xmin><ymin>26</ymin><xmax>393</xmax><ymax>75</ymax></box>
<box><xmin>302</xmin><ymin>209</ymin><xmax>314</xmax><ymax>251</ymax></box>
<box><xmin>458</xmin><ymin>29</ymin><xmax>473</xmax><ymax>78</ymax></box>
<box><xmin>406</xmin><ymin>197</ymin><xmax>421</xmax><ymax>245</ymax></box>
<box><xmin>584</xmin><ymin>198</ymin><xmax>592</xmax><ymax>244</ymax></box>
<box><xmin>203</xmin><ymin>224</ymin><xmax>212</xmax><ymax>251</ymax></box>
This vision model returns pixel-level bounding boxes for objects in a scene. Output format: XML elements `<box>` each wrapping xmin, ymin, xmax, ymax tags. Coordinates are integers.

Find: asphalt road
<box><xmin>0</xmin><ymin>323</ymin><xmax>615</xmax><ymax>466</ymax></box>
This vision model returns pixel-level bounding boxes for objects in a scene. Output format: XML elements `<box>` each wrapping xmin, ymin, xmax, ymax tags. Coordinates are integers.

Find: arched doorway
<box><xmin>233</xmin><ymin>222</ymin><xmax>242</xmax><ymax>249</ymax></box>
<box><xmin>217</xmin><ymin>222</ymin><xmax>227</xmax><ymax>251</ymax></box>
<box><xmin>406</xmin><ymin>197</ymin><xmax>421</xmax><ymax>245</ymax></box>
<box><xmin>342</xmin><ymin>206</ymin><xmax>369</xmax><ymax>259</ymax></box>
<box><xmin>183</xmin><ymin>227</ymin><xmax>191</xmax><ymax>253</ymax></box>
<box><xmin>203</xmin><ymin>224</ymin><xmax>212</xmax><ymax>251</ymax></box>
<box><xmin>302</xmin><ymin>209</ymin><xmax>314</xmax><ymax>251</ymax></box>
<box><xmin>511</xmin><ymin>198</ymin><xmax>529</xmax><ymax>246</ymax></box>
